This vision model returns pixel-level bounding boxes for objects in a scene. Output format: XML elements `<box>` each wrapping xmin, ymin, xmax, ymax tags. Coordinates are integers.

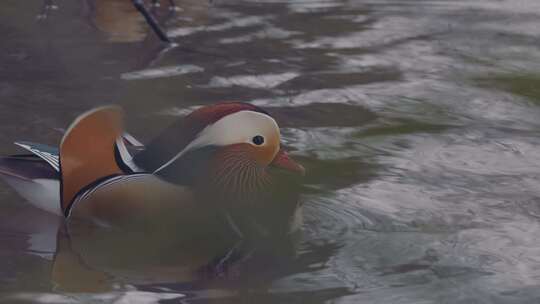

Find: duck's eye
<box><xmin>252</xmin><ymin>135</ymin><xmax>265</xmax><ymax>146</ymax></box>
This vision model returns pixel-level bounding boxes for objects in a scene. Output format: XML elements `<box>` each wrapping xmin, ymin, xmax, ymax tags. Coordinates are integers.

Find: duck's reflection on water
<box><xmin>50</xmin><ymin>218</ymin><xmax>307</xmax><ymax>294</ymax></box>
<box><xmin>53</xmin><ymin>222</ymin><xmax>236</xmax><ymax>292</ymax></box>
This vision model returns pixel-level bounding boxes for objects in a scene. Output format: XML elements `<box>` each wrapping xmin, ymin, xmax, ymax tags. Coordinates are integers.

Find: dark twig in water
<box><xmin>131</xmin><ymin>0</ymin><xmax>172</xmax><ymax>43</ymax></box>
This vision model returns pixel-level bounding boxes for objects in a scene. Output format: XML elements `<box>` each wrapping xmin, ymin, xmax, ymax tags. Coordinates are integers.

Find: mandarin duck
<box><xmin>0</xmin><ymin>103</ymin><xmax>305</xmax><ymax>239</ymax></box>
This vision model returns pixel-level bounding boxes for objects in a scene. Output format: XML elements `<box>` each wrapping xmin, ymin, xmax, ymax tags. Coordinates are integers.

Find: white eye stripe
<box><xmin>194</xmin><ymin>111</ymin><xmax>279</xmax><ymax>147</ymax></box>
<box><xmin>154</xmin><ymin>111</ymin><xmax>279</xmax><ymax>173</ymax></box>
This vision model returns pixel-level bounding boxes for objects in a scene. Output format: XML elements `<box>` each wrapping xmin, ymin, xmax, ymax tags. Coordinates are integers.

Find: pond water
<box><xmin>1</xmin><ymin>0</ymin><xmax>540</xmax><ymax>303</ymax></box>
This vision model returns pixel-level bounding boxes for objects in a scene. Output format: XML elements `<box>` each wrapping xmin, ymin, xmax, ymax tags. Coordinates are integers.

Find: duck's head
<box><xmin>134</xmin><ymin>103</ymin><xmax>305</xmax><ymax>236</ymax></box>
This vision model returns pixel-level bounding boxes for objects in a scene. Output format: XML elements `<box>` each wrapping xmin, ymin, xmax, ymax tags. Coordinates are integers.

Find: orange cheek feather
<box><xmin>255</xmin><ymin>143</ymin><xmax>279</xmax><ymax>166</ymax></box>
<box><xmin>256</xmin><ymin>132</ymin><xmax>280</xmax><ymax>165</ymax></box>
<box><xmin>214</xmin><ymin>142</ymin><xmax>277</xmax><ymax>167</ymax></box>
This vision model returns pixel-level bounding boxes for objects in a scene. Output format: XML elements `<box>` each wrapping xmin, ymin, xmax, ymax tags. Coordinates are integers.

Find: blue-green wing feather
<box><xmin>14</xmin><ymin>141</ymin><xmax>59</xmax><ymax>172</ymax></box>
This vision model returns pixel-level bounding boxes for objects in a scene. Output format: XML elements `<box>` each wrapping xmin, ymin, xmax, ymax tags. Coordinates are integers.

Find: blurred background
<box><xmin>1</xmin><ymin>0</ymin><xmax>540</xmax><ymax>303</ymax></box>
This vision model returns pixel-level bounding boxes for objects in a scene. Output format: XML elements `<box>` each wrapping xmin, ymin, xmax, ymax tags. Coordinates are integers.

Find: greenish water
<box><xmin>477</xmin><ymin>74</ymin><xmax>540</xmax><ymax>103</ymax></box>
<box><xmin>2</xmin><ymin>0</ymin><xmax>540</xmax><ymax>303</ymax></box>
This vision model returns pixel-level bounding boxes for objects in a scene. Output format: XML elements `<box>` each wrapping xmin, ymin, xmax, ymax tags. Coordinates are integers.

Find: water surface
<box><xmin>2</xmin><ymin>0</ymin><xmax>540</xmax><ymax>303</ymax></box>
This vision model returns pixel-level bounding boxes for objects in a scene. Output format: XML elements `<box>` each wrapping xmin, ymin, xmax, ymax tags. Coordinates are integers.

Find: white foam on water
<box><xmin>206</xmin><ymin>72</ymin><xmax>298</xmax><ymax>89</ymax></box>
<box><xmin>121</xmin><ymin>65</ymin><xmax>204</xmax><ymax>80</ymax></box>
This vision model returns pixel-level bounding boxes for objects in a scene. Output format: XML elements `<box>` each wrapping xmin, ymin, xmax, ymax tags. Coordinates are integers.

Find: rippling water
<box><xmin>2</xmin><ymin>0</ymin><xmax>540</xmax><ymax>303</ymax></box>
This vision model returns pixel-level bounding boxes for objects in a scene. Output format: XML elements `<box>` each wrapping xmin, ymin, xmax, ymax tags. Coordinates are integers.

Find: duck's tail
<box><xmin>0</xmin><ymin>106</ymin><xmax>143</xmax><ymax>217</ymax></box>
<box><xmin>0</xmin><ymin>153</ymin><xmax>62</xmax><ymax>215</ymax></box>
